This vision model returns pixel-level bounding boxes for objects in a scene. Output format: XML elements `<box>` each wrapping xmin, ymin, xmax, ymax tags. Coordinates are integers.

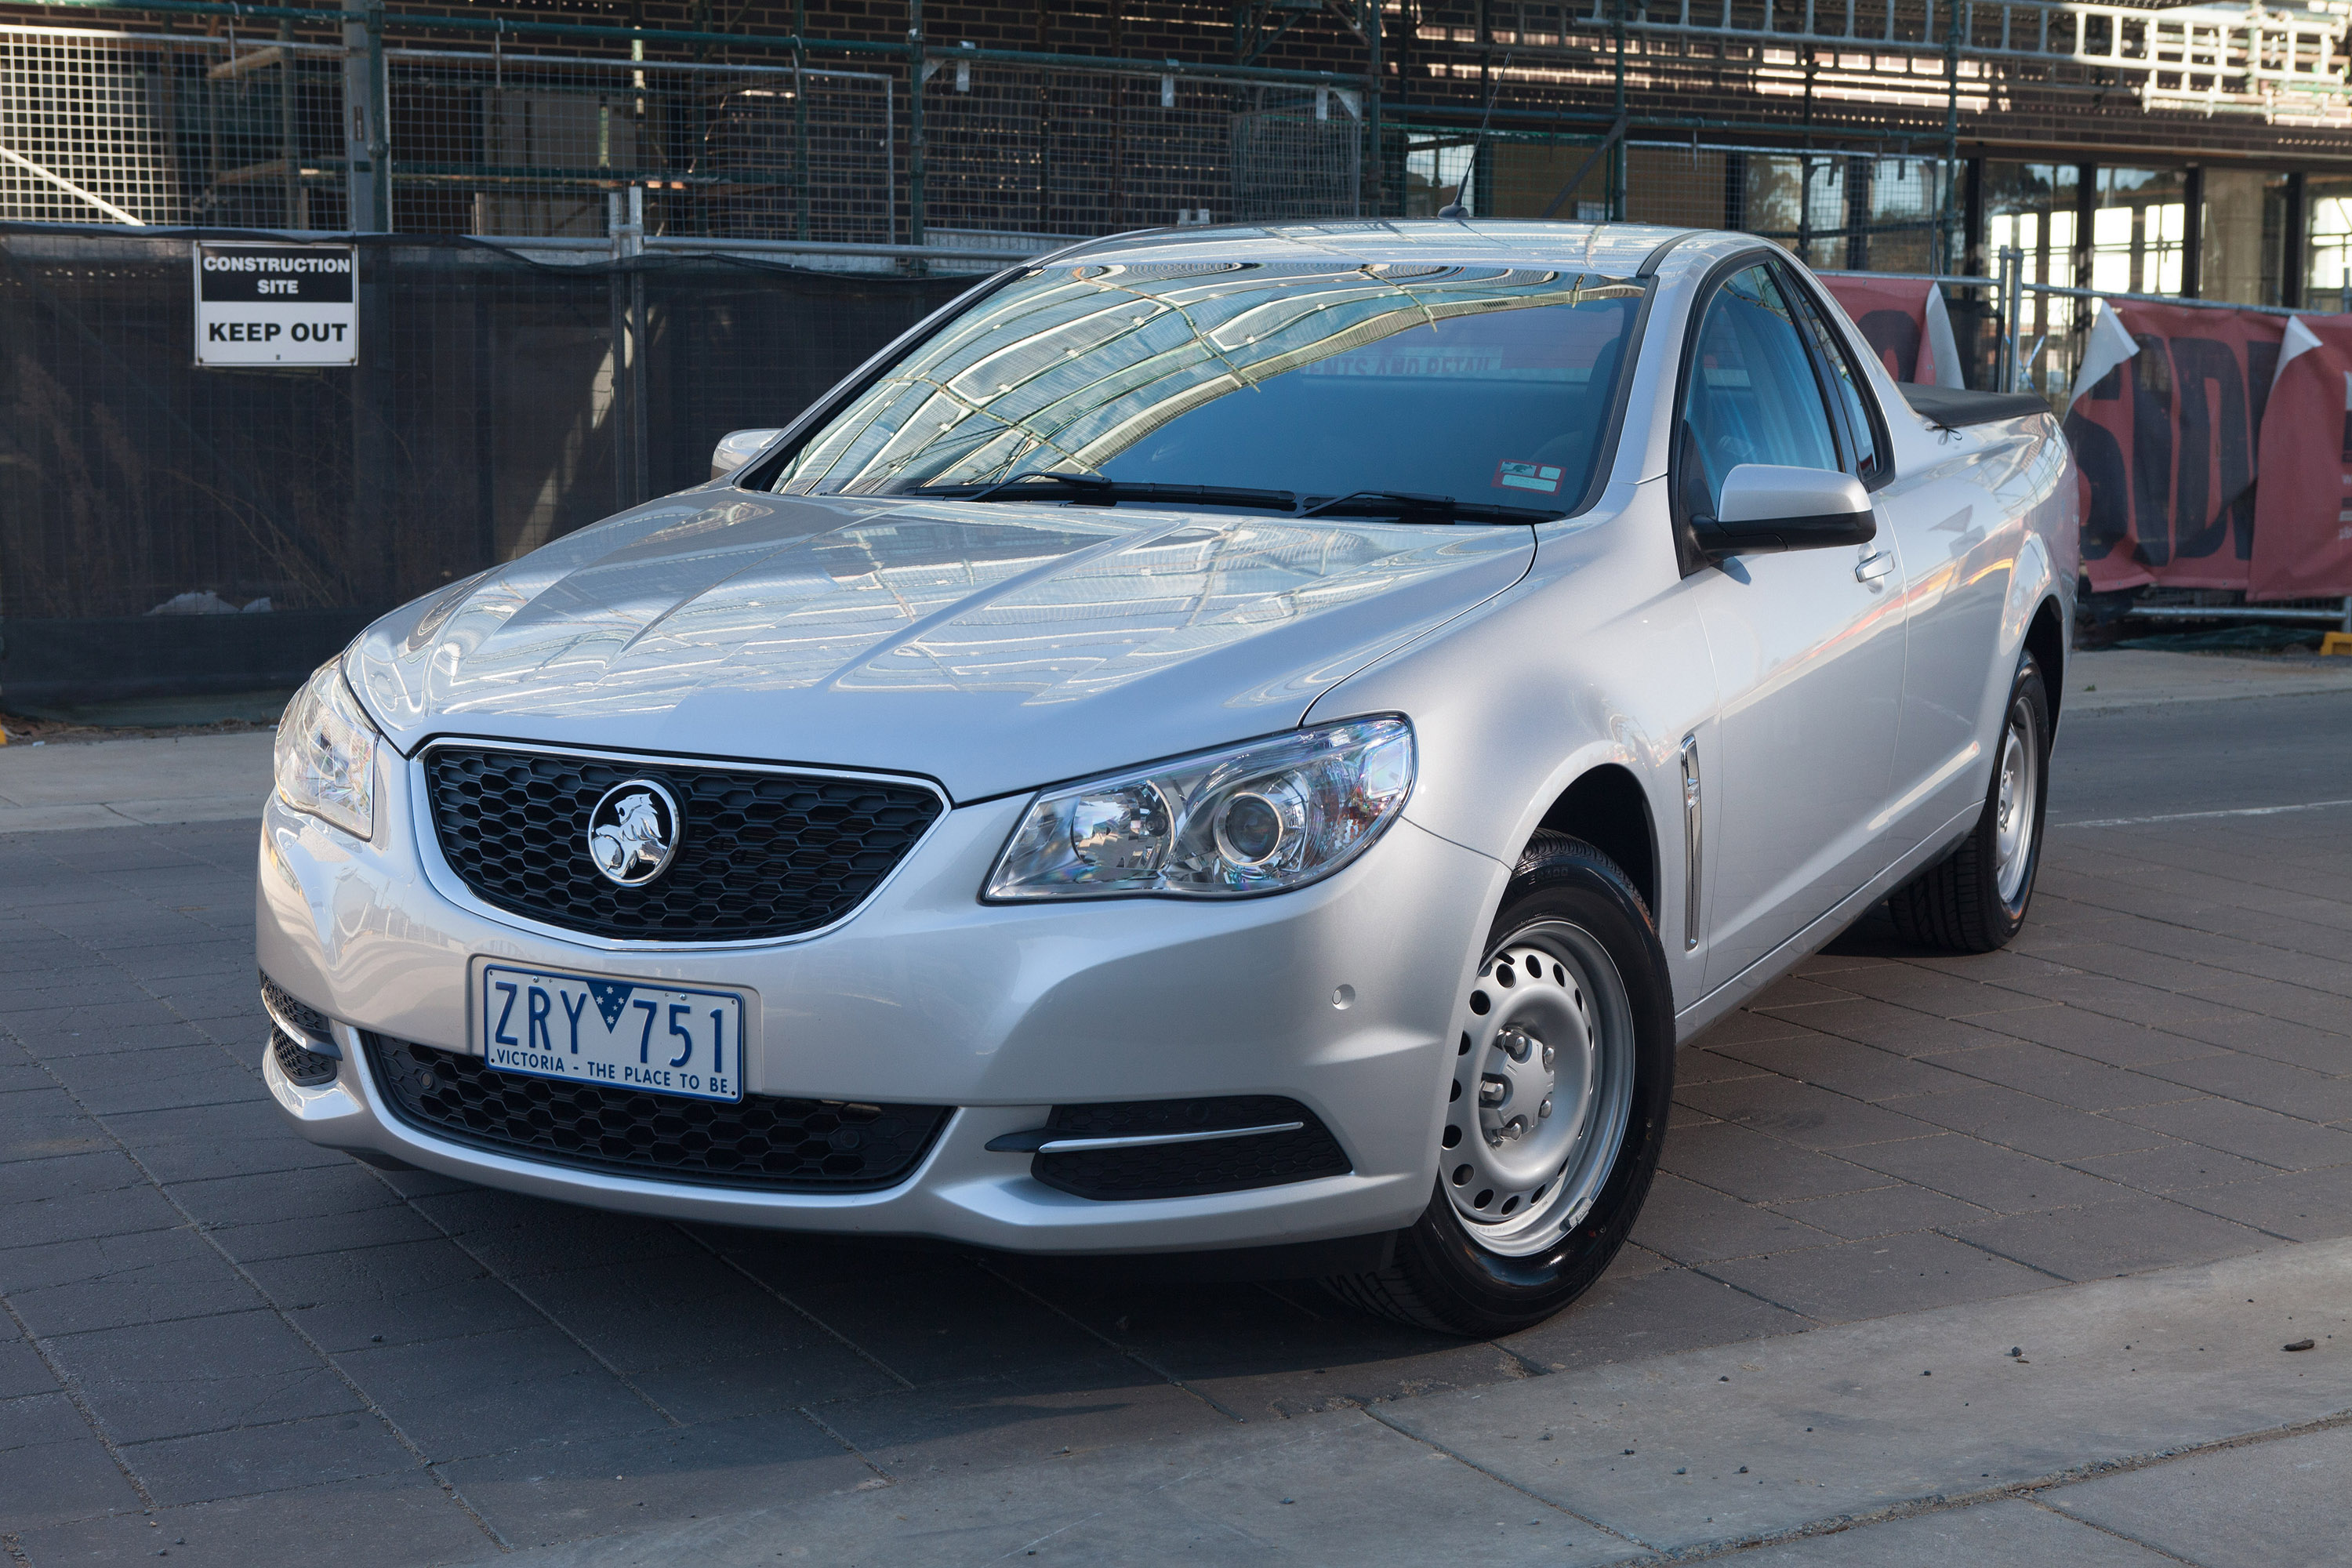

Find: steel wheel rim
<box><xmin>1993</xmin><ymin>699</ymin><xmax>2038</xmax><ymax>904</ymax></box>
<box><xmin>1440</xmin><ymin>920</ymin><xmax>1636</xmax><ymax>1258</ymax></box>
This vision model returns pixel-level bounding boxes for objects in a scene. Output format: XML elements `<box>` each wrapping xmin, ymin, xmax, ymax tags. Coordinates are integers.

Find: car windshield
<box><xmin>767</xmin><ymin>259</ymin><xmax>1648</xmax><ymax>515</ymax></box>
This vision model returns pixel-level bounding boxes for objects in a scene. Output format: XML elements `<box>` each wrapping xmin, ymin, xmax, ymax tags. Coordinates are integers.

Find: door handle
<box><xmin>1855</xmin><ymin>550</ymin><xmax>1894</xmax><ymax>583</ymax></box>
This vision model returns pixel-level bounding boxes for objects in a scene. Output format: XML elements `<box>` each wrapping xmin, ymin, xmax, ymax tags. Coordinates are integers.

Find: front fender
<box><xmin>1305</xmin><ymin>484</ymin><xmax>1714</xmax><ymax>1012</ymax></box>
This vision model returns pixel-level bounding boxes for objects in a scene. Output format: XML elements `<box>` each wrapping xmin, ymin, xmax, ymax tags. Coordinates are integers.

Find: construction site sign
<box><xmin>194</xmin><ymin>242</ymin><xmax>358</xmax><ymax>368</ymax></box>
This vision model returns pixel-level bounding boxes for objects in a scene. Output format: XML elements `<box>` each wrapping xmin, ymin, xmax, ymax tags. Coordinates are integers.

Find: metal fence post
<box><xmin>2002</xmin><ymin>245</ymin><xmax>2025</xmax><ymax>392</ymax></box>
<box><xmin>340</xmin><ymin>0</ymin><xmax>389</xmax><ymax>230</ymax></box>
<box><xmin>1995</xmin><ymin>247</ymin><xmax>2013</xmax><ymax>392</ymax></box>
<box><xmin>629</xmin><ymin>188</ymin><xmax>648</xmax><ymax>506</ymax></box>
<box><xmin>1943</xmin><ymin>5</ymin><xmax>1961</xmax><ymax>276</ymax></box>
<box><xmin>1610</xmin><ymin>0</ymin><xmax>1628</xmax><ymax>222</ymax></box>
<box><xmin>277</xmin><ymin>18</ymin><xmax>300</xmax><ymax>228</ymax></box>
<box><xmin>906</xmin><ymin>0</ymin><xmax>926</xmax><ymax>250</ymax></box>
<box><xmin>1363</xmin><ymin>0</ymin><xmax>1382</xmax><ymax>219</ymax></box>
<box><xmin>607</xmin><ymin>189</ymin><xmax>650</xmax><ymax>509</ymax></box>
<box><xmin>793</xmin><ymin>0</ymin><xmax>812</xmax><ymax>241</ymax></box>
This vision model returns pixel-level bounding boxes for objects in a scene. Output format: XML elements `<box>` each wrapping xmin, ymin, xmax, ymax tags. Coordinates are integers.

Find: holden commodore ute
<box><xmin>259</xmin><ymin>221</ymin><xmax>2076</xmax><ymax>1335</ymax></box>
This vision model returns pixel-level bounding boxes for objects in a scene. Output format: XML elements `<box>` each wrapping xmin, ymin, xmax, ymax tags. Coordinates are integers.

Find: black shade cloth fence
<box><xmin>0</xmin><ymin>225</ymin><xmax>971</xmax><ymax>713</ymax></box>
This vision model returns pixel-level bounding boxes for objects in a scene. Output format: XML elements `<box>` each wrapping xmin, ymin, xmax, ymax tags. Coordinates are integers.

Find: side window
<box><xmin>1677</xmin><ymin>264</ymin><xmax>1841</xmax><ymax>521</ymax></box>
<box><xmin>1784</xmin><ymin>274</ymin><xmax>1886</xmax><ymax>482</ymax></box>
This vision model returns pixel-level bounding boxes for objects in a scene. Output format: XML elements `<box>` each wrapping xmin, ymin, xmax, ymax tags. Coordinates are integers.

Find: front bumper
<box><xmin>256</xmin><ymin>752</ymin><xmax>1508</xmax><ymax>1254</ymax></box>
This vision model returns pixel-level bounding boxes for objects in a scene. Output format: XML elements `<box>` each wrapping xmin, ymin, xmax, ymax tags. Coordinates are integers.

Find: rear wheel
<box><xmin>1327</xmin><ymin>833</ymin><xmax>1674</xmax><ymax>1338</ymax></box>
<box><xmin>1887</xmin><ymin>652</ymin><xmax>2052</xmax><ymax>954</ymax></box>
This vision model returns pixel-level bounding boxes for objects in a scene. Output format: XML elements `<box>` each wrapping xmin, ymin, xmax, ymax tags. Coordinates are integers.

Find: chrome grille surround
<box><xmin>410</xmin><ymin>740</ymin><xmax>949</xmax><ymax>949</ymax></box>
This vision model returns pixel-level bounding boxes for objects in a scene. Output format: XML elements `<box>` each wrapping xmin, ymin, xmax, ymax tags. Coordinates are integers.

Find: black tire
<box><xmin>1327</xmin><ymin>833</ymin><xmax>1675</xmax><ymax>1338</ymax></box>
<box><xmin>1886</xmin><ymin>651</ymin><xmax>2053</xmax><ymax>954</ymax></box>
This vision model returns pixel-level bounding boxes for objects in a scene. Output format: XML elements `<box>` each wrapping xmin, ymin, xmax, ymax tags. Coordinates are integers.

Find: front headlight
<box><xmin>274</xmin><ymin>659</ymin><xmax>380</xmax><ymax>840</ymax></box>
<box><xmin>985</xmin><ymin>717</ymin><xmax>1414</xmax><ymax>901</ymax></box>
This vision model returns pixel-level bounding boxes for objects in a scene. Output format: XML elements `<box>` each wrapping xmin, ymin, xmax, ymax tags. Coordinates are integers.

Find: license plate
<box><xmin>477</xmin><ymin>964</ymin><xmax>745</xmax><ymax>1103</ymax></box>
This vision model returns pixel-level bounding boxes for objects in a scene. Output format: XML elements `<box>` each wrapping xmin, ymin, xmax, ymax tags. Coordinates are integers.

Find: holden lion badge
<box><xmin>586</xmin><ymin>780</ymin><xmax>681</xmax><ymax>887</ymax></box>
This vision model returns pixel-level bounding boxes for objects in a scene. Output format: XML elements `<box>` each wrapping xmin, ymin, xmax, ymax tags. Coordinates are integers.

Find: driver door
<box><xmin>1674</xmin><ymin>262</ymin><xmax>1907</xmax><ymax>993</ymax></box>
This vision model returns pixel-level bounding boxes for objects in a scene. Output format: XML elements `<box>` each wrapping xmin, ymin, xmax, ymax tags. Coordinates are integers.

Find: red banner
<box><xmin>1819</xmin><ymin>277</ymin><xmax>1958</xmax><ymax>387</ymax></box>
<box><xmin>2063</xmin><ymin>302</ymin><xmax>2285</xmax><ymax>593</ymax></box>
<box><xmin>2249</xmin><ymin>317</ymin><xmax>2352</xmax><ymax>600</ymax></box>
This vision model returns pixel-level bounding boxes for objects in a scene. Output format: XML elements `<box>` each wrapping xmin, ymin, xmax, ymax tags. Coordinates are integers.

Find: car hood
<box><xmin>351</xmin><ymin>488</ymin><xmax>1534</xmax><ymax>801</ymax></box>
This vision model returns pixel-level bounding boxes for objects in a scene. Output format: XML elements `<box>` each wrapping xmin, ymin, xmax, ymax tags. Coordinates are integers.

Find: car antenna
<box><xmin>1437</xmin><ymin>49</ymin><xmax>1512</xmax><ymax>221</ymax></box>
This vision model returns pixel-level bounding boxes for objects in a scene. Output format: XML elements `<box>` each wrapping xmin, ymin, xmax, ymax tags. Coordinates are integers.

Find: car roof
<box><xmin>1051</xmin><ymin>219</ymin><xmax>1762</xmax><ymax>279</ymax></box>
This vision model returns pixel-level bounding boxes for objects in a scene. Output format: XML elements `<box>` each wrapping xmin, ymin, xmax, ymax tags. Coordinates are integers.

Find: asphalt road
<box><xmin>3</xmin><ymin>684</ymin><xmax>2350</xmax><ymax>1566</ymax></box>
<box><xmin>2049</xmin><ymin>688</ymin><xmax>2352</xmax><ymax>824</ymax></box>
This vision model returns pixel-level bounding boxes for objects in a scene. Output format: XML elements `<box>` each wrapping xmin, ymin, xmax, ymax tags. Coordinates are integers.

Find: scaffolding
<box><xmin>0</xmin><ymin>5</ymin><xmax>1377</xmax><ymax>249</ymax></box>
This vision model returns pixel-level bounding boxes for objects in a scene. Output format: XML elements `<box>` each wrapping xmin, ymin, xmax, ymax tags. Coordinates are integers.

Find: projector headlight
<box><xmin>274</xmin><ymin>658</ymin><xmax>380</xmax><ymax>840</ymax></box>
<box><xmin>985</xmin><ymin>717</ymin><xmax>1414</xmax><ymax>901</ymax></box>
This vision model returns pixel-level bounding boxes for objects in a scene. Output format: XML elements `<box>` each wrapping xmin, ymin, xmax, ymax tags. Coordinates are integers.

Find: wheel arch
<box><xmin>2024</xmin><ymin>593</ymin><xmax>2067</xmax><ymax>735</ymax></box>
<box><xmin>1530</xmin><ymin>763</ymin><xmax>1660</xmax><ymax>919</ymax></box>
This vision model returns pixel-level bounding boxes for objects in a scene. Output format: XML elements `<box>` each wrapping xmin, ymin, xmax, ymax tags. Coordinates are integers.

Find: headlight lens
<box><xmin>985</xmin><ymin>717</ymin><xmax>1414</xmax><ymax>900</ymax></box>
<box><xmin>274</xmin><ymin>659</ymin><xmax>380</xmax><ymax>840</ymax></box>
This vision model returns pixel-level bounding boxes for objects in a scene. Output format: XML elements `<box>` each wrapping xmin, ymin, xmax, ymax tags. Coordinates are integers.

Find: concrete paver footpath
<box><xmin>487</xmin><ymin>1240</ymin><xmax>2352</xmax><ymax>1566</ymax></box>
<box><xmin>2</xmin><ymin>659</ymin><xmax>2349</xmax><ymax>1566</ymax></box>
<box><xmin>0</xmin><ymin>732</ymin><xmax>273</xmax><ymax>833</ymax></box>
<box><xmin>2064</xmin><ymin>648</ymin><xmax>2352</xmax><ymax>712</ymax></box>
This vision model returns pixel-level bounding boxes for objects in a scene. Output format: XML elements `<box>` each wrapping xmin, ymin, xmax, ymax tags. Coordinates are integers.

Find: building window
<box><xmin>1984</xmin><ymin>162</ymin><xmax>2081</xmax><ymax>401</ymax></box>
<box><xmin>2092</xmin><ymin>168</ymin><xmax>2187</xmax><ymax>296</ymax></box>
<box><xmin>2308</xmin><ymin>175</ymin><xmax>2352</xmax><ymax>310</ymax></box>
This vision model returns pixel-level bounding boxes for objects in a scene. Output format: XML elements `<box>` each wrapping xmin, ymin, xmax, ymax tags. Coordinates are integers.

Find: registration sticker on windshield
<box><xmin>1494</xmin><ymin>460</ymin><xmax>1565</xmax><ymax>495</ymax></box>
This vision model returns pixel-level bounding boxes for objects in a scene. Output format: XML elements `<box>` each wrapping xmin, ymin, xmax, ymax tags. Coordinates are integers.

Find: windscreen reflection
<box><xmin>771</xmin><ymin>260</ymin><xmax>1647</xmax><ymax>514</ymax></box>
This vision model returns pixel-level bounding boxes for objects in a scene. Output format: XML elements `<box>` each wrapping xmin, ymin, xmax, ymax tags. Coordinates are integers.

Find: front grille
<box><xmin>1033</xmin><ymin>1095</ymin><xmax>1351</xmax><ymax>1201</ymax></box>
<box><xmin>423</xmin><ymin>746</ymin><xmax>943</xmax><ymax>942</ymax></box>
<box><xmin>260</xmin><ymin>972</ymin><xmax>332</xmax><ymax>1040</ymax></box>
<box><xmin>270</xmin><ymin>1025</ymin><xmax>339</xmax><ymax>1087</ymax></box>
<box><xmin>363</xmin><ymin>1034</ymin><xmax>950</xmax><ymax>1192</ymax></box>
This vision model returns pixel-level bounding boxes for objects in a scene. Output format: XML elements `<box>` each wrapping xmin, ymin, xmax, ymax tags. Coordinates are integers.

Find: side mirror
<box><xmin>1692</xmin><ymin>464</ymin><xmax>1875</xmax><ymax>559</ymax></box>
<box><xmin>711</xmin><ymin>428</ymin><xmax>782</xmax><ymax>481</ymax></box>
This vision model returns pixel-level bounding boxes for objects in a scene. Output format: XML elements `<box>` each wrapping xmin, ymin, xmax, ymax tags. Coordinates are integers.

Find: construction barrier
<box><xmin>2251</xmin><ymin>317</ymin><xmax>2352</xmax><ymax>603</ymax></box>
<box><xmin>2056</xmin><ymin>297</ymin><xmax>2350</xmax><ymax>601</ymax></box>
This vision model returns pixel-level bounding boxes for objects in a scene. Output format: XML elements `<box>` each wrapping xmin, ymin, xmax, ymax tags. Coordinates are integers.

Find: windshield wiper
<box><xmin>911</xmin><ymin>474</ymin><xmax>1302</xmax><ymax>512</ymax></box>
<box><xmin>953</xmin><ymin>470</ymin><xmax>1117</xmax><ymax>504</ymax></box>
<box><xmin>1296</xmin><ymin>490</ymin><xmax>1565</xmax><ymax>524</ymax></box>
<box><xmin>909</xmin><ymin>474</ymin><xmax>1559</xmax><ymax>524</ymax></box>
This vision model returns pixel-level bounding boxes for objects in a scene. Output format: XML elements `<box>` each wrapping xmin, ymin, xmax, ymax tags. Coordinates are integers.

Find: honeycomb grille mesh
<box><xmin>260</xmin><ymin>972</ymin><xmax>332</xmax><ymax>1040</ymax></box>
<box><xmin>364</xmin><ymin>1034</ymin><xmax>950</xmax><ymax>1191</ymax></box>
<box><xmin>1034</xmin><ymin>1095</ymin><xmax>1350</xmax><ymax>1201</ymax></box>
<box><xmin>423</xmin><ymin>747</ymin><xmax>943</xmax><ymax>942</ymax></box>
<box><xmin>270</xmin><ymin>1025</ymin><xmax>339</xmax><ymax>1087</ymax></box>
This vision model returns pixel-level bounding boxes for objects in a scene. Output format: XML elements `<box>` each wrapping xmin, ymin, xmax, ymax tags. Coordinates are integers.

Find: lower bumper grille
<box><xmin>270</xmin><ymin>1025</ymin><xmax>339</xmax><ymax>1087</ymax></box>
<box><xmin>1033</xmin><ymin>1095</ymin><xmax>1351</xmax><ymax>1201</ymax></box>
<box><xmin>260</xmin><ymin>973</ymin><xmax>332</xmax><ymax>1040</ymax></box>
<box><xmin>361</xmin><ymin>1034</ymin><xmax>949</xmax><ymax>1192</ymax></box>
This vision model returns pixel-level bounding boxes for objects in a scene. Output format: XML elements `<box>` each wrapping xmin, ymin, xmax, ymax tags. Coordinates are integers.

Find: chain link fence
<box><xmin>1</xmin><ymin>17</ymin><xmax>1375</xmax><ymax>244</ymax></box>
<box><xmin>0</xmin><ymin>24</ymin><xmax>346</xmax><ymax>227</ymax></box>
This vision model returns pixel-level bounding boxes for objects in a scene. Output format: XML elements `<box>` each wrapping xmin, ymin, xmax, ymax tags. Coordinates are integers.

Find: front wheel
<box><xmin>1327</xmin><ymin>833</ymin><xmax>1675</xmax><ymax>1338</ymax></box>
<box><xmin>1886</xmin><ymin>651</ymin><xmax>2053</xmax><ymax>954</ymax></box>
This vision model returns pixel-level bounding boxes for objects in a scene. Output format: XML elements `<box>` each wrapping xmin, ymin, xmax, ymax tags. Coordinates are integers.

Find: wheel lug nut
<box><xmin>1539</xmin><ymin>1097</ymin><xmax>1553</xmax><ymax>1119</ymax></box>
<box><xmin>1541</xmin><ymin>1044</ymin><xmax>1555</xmax><ymax>1072</ymax></box>
<box><xmin>1502</xmin><ymin>1116</ymin><xmax>1528</xmax><ymax>1142</ymax></box>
